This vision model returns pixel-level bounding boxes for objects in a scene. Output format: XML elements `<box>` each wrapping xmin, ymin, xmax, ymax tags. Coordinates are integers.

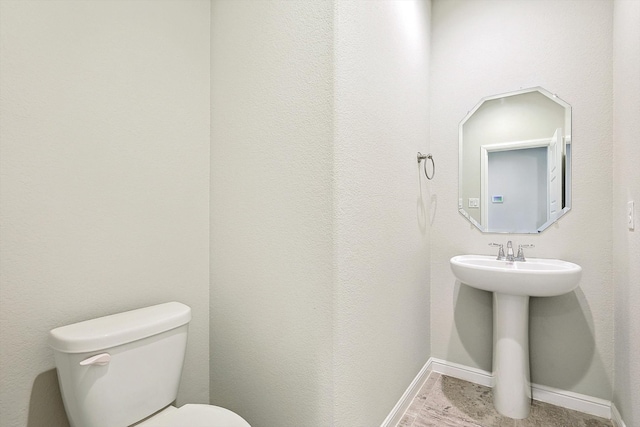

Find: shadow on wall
<box><xmin>416</xmin><ymin>165</ymin><xmax>438</xmax><ymax>232</ymax></box>
<box><xmin>452</xmin><ymin>282</ymin><xmax>494</xmax><ymax>371</ymax></box>
<box><xmin>28</xmin><ymin>369</ymin><xmax>70</xmax><ymax>427</ymax></box>
<box><xmin>530</xmin><ymin>288</ymin><xmax>612</xmax><ymax>398</ymax></box>
<box><xmin>450</xmin><ymin>281</ymin><xmax>611</xmax><ymax>399</ymax></box>
<box><xmin>416</xmin><ymin>167</ymin><xmax>430</xmax><ymax>235</ymax></box>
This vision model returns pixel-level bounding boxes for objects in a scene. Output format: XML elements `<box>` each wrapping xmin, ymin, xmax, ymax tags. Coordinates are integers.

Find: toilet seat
<box><xmin>136</xmin><ymin>404</ymin><xmax>251</xmax><ymax>427</ymax></box>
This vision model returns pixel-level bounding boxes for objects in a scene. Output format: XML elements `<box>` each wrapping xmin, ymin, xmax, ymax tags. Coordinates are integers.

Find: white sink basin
<box><xmin>450</xmin><ymin>254</ymin><xmax>582</xmax><ymax>297</ymax></box>
<box><xmin>449</xmin><ymin>254</ymin><xmax>582</xmax><ymax>419</ymax></box>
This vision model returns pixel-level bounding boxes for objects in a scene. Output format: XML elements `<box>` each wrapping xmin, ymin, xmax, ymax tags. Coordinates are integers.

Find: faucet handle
<box><xmin>489</xmin><ymin>243</ymin><xmax>505</xmax><ymax>260</ymax></box>
<box><xmin>516</xmin><ymin>244</ymin><xmax>535</xmax><ymax>261</ymax></box>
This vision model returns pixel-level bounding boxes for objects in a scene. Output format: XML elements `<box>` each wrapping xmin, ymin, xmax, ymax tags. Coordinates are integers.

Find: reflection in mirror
<box><xmin>459</xmin><ymin>87</ymin><xmax>571</xmax><ymax>233</ymax></box>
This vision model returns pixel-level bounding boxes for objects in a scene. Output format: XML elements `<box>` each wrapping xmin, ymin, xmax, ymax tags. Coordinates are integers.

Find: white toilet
<box><xmin>49</xmin><ymin>302</ymin><xmax>250</xmax><ymax>427</ymax></box>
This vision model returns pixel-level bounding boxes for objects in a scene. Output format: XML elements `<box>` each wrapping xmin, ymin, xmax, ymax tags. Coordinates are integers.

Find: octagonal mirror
<box><xmin>459</xmin><ymin>87</ymin><xmax>571</xmax><ymax>233</ymax></box>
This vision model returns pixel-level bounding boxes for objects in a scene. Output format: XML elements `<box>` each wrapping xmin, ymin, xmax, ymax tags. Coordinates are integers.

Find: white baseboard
<box><xmin>611</xmin><ymin>403</ymin><xmax>627</xmax><ymax>427</ymax></box>
<box><xmin>383</xmin><ymin>357</ymin><xmax>617</xmax><ymax>426</ymax></box>
<box><xmin>379</xmin><ymin>358</ymin><xmax>434</xmax><ymax>427</ymax></box>
<box><xmin>532</xmin><ymin>382</ymin><xmax>611</xmax><ymax>419</ymax></box>
<box><xmin>429</xmin><ymin>357</ymin><xmax>493</xmax><ymax>388</ymax></box>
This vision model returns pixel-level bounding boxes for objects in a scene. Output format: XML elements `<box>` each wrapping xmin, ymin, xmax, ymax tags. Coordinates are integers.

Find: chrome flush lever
<box><xmin>79</xmin><ymin>353</ymin><xmax>111</xmax><ymax>366</ymax></box>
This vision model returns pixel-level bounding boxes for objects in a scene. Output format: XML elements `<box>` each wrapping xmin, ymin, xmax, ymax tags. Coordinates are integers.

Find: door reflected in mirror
<box><xmin>459</xmin><ymin>87</ymin><xmax>571</xmax><ymax>233</ymax></box>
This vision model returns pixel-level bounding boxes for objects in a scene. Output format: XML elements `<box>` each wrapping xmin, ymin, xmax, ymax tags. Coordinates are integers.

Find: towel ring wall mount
<box><xmin>417</xmin><ymin>152</ymin><xmax>435</xmax><ymax>180</ymax></box>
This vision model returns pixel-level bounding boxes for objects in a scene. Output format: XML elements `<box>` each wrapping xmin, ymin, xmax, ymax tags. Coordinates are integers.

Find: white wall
<box><xmin>333</xmin><ymin>1</ymin><xmax>431</xmax><ymax>425</ymax></box>
<box><xmin>430</xmin><ymin>0</ymin><xmax>614</xmax><ymax>400</ymax></box>
<box><xmin>0</xmin><ymin>1</ymin><xmax>211</xmax><ymax>426</ymax></box>
<box><xmin>210</xmin><ymin>1</ymin><xmax>431</xmax><ymax>426</ymax></box>
<box><xmin>210</xmin><ymin>2</ymin><xmax>334</xmax><ymax>426</ymax></box>
<box><xmin>612</xmin><ymin>0</ymin><xmax>640</xmax><ymax>425</ymax></box>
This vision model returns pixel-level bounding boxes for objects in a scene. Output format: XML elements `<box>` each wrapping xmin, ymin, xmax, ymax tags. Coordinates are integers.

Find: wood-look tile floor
<box><xmin>397</xmin><ymin>373</ymin><xmax>615</xmax><ymax>427</ymax></box>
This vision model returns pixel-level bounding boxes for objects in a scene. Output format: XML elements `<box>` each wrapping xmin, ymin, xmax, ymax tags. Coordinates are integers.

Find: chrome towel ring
<box><xmin>417</xmin><ymin>152</ymin><xmax>435</xmax><ymax>180</ymax></box>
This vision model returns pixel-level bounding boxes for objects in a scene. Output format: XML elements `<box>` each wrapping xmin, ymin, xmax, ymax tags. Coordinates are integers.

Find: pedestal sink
<box><xmin>449</xmin><ymin>254</ymin><xmax>582</xmax><ymax>419</ymax></box>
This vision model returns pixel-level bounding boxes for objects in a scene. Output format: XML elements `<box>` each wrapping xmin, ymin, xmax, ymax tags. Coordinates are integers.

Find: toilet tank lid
<box><xmin>49</xmin><ymin>302</ymin><xmax>191</xmax><ymax>353</ymax></box>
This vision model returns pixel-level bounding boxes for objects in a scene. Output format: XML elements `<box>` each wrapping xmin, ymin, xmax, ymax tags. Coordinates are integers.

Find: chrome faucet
<box><xmin>489</xmin><ymin>243</ymin><xmax>505</xmax><ymax>260</ymax></box>
<box><xmin>490</xmin><ymin>241</ymin><xmax>534</xmax><ymax>261</ymax></box>
<box><xmin>515</xmin><ymin>244</ymin><xmax>535</xmax><ymax>262</ymax></box>
<box><xmin>505</xmin><ymin>241</ymin><xmax>515</xmax><ymax>262</ymax></box>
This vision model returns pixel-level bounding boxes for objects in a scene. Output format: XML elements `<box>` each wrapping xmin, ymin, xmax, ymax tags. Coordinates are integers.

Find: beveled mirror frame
<box><xmin>458</xmin><ymin>87</ymin><xmax>572</xmax><ymax>233</ymax></box>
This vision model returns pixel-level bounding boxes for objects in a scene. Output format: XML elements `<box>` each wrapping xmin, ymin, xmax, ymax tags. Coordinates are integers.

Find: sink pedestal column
<box><xmin>492</xmin><ymin>293</ymin><xmax>531</xmax><ymax>419</ymax></box>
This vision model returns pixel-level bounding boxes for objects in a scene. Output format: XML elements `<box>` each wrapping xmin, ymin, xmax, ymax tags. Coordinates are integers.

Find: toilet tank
<box><xmin>49</xmin><ymin>302</ymin><xmax>191</xmax><ymax>427</ymax></box>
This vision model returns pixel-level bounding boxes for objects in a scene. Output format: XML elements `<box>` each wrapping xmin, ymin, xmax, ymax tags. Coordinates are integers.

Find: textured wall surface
<box><xmin>210</xmin><ymin>2</ymin><xmax>334</xmax><ymax>426</ymax></box>
<box><xmin>0</xmin><ymin>2</ymin><xmax>211</xmax><ymax>426</ymax></box>
<box><xmin>3</xmin><ymin>1</ymin><xmax>629</xmax><ymax>426</ymax></box>
<box><xmin>210</xmin><ymin>1</ymin><xmax>431</xmax><ymax>426</ymax></box>
<box><xmin>612</xmin><ymin>0</ymin><xmax>640</xmax><ymax>425</ymax></box>
<box><xmin>430</xmin><ymin>0</ymin><xmax>614</xmax><ymax>400</ymax></box>
<box><xmin>333</xmin><ymin>1</ymin><xmax>431</xmax><ymax>425</ymax></box>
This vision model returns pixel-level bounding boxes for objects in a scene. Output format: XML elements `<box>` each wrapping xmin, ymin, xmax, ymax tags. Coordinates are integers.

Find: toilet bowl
<box><xmin>136</xmin><ymin>404</ymin><xmax>250</xmax><ymax>427</ymax></box>
<box><xmin>49</xmin><ymin>302</ymin><xmax>250</xmax><ymax>427</ymax></box>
